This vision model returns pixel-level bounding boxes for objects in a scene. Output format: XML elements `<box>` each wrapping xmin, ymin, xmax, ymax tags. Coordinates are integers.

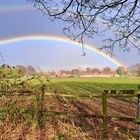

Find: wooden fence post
<box><xmin>40</xmin><ymin>84</ymin><xmax>45</xmax><ymax>129</ymax></box>
<box><xmin>102</xmin><ymin>90</ymin><xmax>108</xmax><ymax>139</ymax></box>
<box><xmin>34</xmin><ymin>84</ymin><xmax>45</xmax><ymax>129</ymax></box>
<box><xmin>137</xmin><ymin>85</ymin><xmax>140</xmax><ymax>138</ymax></box>
<box><xmin>34</xmin><ymin>90</ymin><xmax>40</xmax><ymax>129</ymax></box>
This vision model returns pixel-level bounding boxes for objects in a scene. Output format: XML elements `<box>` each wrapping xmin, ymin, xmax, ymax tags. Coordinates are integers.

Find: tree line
<box><xmin>0</xmin><ymin>63</ymin><xmax>140</xmax><ymax>79</ymax></box>
<box><xmin>50</xmin><ymin>64</ymin><xmax>140</xmax><ymax>77</ymax></box>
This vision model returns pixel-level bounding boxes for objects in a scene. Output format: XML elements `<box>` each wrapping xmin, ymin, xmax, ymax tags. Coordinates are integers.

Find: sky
<box><xmin>0</xmin><ymin>0</ymin><xmax>139</xmax><ymax>71</ymax></box>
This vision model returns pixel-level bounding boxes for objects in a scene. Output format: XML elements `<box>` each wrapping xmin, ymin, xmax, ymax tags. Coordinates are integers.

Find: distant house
<box><xmin>55</xmin><ymin>71</ymin><xmax>62</xmax><ymax>78</ymax></box>
<box><xmin>113</xmin><ymin>74</ymin><xmax>120</xmax><ymax>77</ymax></box>
<box><xmin>55</xmin><ymin>71</ymin><xmax>119</xmax><ymax>78</ymax></box>
<box><xmin>80</xmin><ymin>73</ymin><xmax>119</xmax><ymax>78</ymax></box>
<box><xmin>55</xmin><ymin>71</ymin><xmax>74</xmax><ymax>78</ymax></box>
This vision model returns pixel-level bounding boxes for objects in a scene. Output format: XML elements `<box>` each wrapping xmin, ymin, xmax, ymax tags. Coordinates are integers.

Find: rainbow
<box><xmin>1</xmin><ymin>5</ymin><xmax>139</xmax><ymax>48</ymax></box>
<box><xmin>0</xmin><ymin>35</ymin><xmax>125</xmax><ymax>67</ymax></box>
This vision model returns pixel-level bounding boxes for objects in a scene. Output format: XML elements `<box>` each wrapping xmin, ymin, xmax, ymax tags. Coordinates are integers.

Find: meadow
<box><xmin>49</xmin><ymin>77</ymin><xmax>140</xmax><ymax>95</ymax></box>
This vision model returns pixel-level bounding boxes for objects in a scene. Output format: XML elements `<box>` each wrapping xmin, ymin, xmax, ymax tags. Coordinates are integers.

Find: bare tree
<box><xmin>28</xmin><ymin>0</ymin><xmax>140</xmax><ymax>55</ymax></box>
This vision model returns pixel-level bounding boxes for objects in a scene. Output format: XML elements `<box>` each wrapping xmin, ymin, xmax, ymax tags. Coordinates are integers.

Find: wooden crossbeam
<box><xmin>0</xmin><ymin>90</ymin><xmax>139</xmax><ymax>98</ymax></box>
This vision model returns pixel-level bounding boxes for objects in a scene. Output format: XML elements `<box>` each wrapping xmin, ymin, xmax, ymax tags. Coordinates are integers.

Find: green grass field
<box><xmin>48</xmin><ymin>77</ymin><xmax>140</xmax><ymax>95</ymax></box>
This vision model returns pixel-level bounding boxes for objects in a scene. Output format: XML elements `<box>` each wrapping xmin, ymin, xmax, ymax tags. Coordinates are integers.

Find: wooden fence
<box><xmin>0</xmin><ymin>84</ymin><xmax>140</xmax><ymax>139</ymax></box>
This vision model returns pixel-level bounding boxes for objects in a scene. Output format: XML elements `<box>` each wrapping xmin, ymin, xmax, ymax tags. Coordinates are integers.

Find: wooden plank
<box><xmin>40</xmin><ymin>84</ymin><xmax>45</xmax><ymax>129</ymax></box>
<box><xmin>44</xmin><ymin>93</ymin><xmax>137</xmax><ymax>98</ymax></box>
<box><xmin>102</xmin><ymin>91</ymin><xmax>108</xmax><ymax>138</ymax></box>
<box><xmin>16</xmin><ymin>109</ymin><xmax>140</xmax><ymax>124</ymax></box>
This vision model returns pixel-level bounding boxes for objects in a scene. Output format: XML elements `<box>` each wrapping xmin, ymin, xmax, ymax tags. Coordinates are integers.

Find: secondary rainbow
<box><xmin>0</xmin><ymin>35</ymin><xmax>125</xmax><ymax>67</ymax></box>
<box><xmin>0</xmin><ymin>5</ymin><xmax>34</xmax><ymax>12</ymax></box>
